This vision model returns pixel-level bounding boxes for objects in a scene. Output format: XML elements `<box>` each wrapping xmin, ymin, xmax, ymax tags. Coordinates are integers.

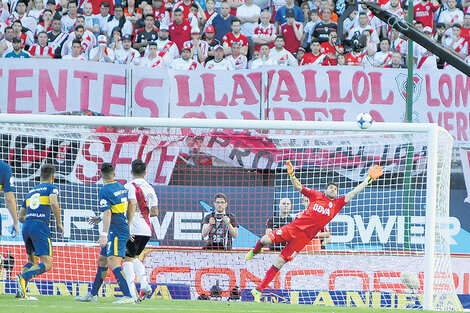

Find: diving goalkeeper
<box><xmin>245</xmin><ymin>161</ymin><xmax>383</xmax><ymax>302</ymax></box>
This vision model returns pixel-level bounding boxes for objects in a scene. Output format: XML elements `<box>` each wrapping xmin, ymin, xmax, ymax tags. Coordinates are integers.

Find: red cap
<box><xmin>205</xmin><ymin>25</ymin><xmax>215</xmax><ymax>33</ymax></box>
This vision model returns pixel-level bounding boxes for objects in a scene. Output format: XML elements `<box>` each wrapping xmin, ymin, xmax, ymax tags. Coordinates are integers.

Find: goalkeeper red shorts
<box><xmin>267</xmin><ymin>225</ymin><xmax>311</xmax><ymax>262</ymax></box>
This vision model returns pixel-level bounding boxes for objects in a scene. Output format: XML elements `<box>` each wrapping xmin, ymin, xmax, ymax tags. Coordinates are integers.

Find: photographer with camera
<box><xmin>202</xmin><ymin>193</ymin><xmax>238</xmax><ymax>250</ymax></box>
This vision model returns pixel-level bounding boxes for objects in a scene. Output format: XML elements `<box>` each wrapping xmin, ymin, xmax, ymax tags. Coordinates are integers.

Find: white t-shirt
<box><xmin>205</xmin><ymin>58</ymin><xmax>235</xmax><ymax>69</ymax></box>
<box><xmin>236</xmin><ymin>3</ymin><xmax>261</xmax><ymax>37</ymax></box>
<box><xmin>125</xmin><ymin>178</ymin><xmax>159</xmax><ymax>237</ymax></box>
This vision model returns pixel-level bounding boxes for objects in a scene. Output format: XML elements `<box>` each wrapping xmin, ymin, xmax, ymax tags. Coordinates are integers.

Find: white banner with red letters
<box><xmin>0</xmin><ymin>59</ymin><xmax>469</xmax><ymax>145</ymax></box>
<box><xmin>142</xmin><ymin>249</ymin><xmax>470</xmax><ymax>299</ymax></box>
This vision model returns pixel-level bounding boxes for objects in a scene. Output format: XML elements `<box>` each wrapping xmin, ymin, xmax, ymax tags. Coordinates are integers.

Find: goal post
<box><xmin>0</xmin><ymin>114</ymin><xmax>459</xmax><ymax>311</ymax></box>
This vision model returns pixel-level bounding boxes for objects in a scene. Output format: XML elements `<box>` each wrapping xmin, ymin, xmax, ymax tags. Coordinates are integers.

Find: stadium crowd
<box><xmin>0</xmin><ymin>0</ymin><xmax>468</xmax><ymax>69</ymax></box>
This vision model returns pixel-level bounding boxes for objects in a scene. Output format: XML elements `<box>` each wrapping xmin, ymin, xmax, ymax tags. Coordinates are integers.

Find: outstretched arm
<box><xmin>286</xmin><ymin>161</ymin><xmax>303</xmax><ymax>192</ymax></box>
<box><xmin>345</xmin><ymin>165</ymin><xmax>383</xmax><ymax>203</ymax></box>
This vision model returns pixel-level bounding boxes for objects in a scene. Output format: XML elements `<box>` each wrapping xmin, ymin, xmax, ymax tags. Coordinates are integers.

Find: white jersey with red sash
<box><xmin>28</xmin><ymin>44</ymin><xmax>55</xmax><ymax>57</ymax></box>
<box><xmin>125</xmin><ymin>178</ymin><xmax>158</xmax><ymax>237</ymax></box>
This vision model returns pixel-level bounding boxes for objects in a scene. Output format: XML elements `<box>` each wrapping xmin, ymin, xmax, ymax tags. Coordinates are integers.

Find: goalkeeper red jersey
<box><xmin>288</xmin><ymin>187</ymin><xmax>347</xmax><ymax>239</ymax></box>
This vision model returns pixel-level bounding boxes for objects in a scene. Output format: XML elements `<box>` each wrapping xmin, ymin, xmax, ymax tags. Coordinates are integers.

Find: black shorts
<box><xmin>126</xmin><ymin>235</ymin><xmax>150</xmax><ymax>258</ymax></box>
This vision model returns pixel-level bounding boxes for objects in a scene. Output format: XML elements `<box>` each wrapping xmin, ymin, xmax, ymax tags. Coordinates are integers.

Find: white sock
<box><xmin>133</xmin><ymin>259</ymin><xmax>150</xmax><ymax>291</ymax></box>
<box><xmin>122</xmin><ymin>261</ymin><xmax>137</xmax><ymax>299</ymax></box>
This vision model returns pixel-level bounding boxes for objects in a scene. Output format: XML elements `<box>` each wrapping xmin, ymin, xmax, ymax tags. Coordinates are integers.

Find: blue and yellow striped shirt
<box><xmin>99</xmin><ymin>181</ymin><xmax>129</xmax><ymax>231</ymax></box>
<box><xmin>0</xmin><ymin>160</ymin><xmax>14</xmax><ymax>194</ymax></box>
<box><xmin>22</xmin><ymin>183</ymin><xmax>59</xmax><ymax>223</ymax></box>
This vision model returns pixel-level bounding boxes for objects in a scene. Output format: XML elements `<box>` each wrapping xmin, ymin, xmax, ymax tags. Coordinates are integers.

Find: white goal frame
<box><xmin>0</xmin><ymin>113</ymin><xmax>454</xmax><ymax>311</ymax></box>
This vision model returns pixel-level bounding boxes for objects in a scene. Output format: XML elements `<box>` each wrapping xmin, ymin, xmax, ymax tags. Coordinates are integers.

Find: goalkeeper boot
<box><xmin>251</xmin><ymin>288</ymin><xmax>262</xmax><ymax>303</ymax></box>
<box><xmin>113</xmin><ymin>296</ymin><xmax>135</xmax><ymax>304</ymax></box>
<box><xmin>15</xmin><ymin>275</ymin><xmax>27</xmax><ymax>299</ymax></box>
<box><xmin>245</xmin><ymin>248</ymin><xmax>262</xmax><ymax>261</ymax></box>
<box><xmin>137</xmin><ymin>288</ymin><xmax>152</xmax><ymax>302</ymax></box>
<box><xmin>75</xmin><ymin>292</ymin><xmax>98</xmax><ymax>302</ymax></box>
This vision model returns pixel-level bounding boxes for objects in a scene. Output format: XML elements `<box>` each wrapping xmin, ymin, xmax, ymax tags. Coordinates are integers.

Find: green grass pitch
<box><xmin>0</xmin><ymin>295</ymin><xmax>432</xmax><ymax>313</ymax></box>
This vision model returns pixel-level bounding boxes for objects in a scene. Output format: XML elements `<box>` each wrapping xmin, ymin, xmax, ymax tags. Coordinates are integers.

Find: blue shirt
<box><xmin>274</xmin><ymin>6</ymin><xmax>305</xmax><ymax>25</ymax></box>
<box><xmin>211</xmin><ymin>15</ymin><xmax>237</xmax><ymax>43</ymax></box>
<box><xmin>22</xmin><ymin>183</ymin><xmax>59</xmax><ymax>223</ymax></box>
<box><xmin>99</xmin><ymin>181</ymin><xmax>129</xmax><ymax>232</ymax></box>
<box><xmin>5</xmin><ymin>51</ymin><xmax>31</xmax><ymax>58</ymax></box>
<box><xmin>0</xmin><ymin>161</ymin><xmax>14</xmax><ymax>193</ymax></box>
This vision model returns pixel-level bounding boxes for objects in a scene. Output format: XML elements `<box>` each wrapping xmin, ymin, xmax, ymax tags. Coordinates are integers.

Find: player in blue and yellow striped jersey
<box><xmin>75</xmin><ymin>162</ymin><xmax>136</xmax><ymax>304</ymax></box>
<box><xmin>0</xmin><ymin>160</ymin><xmax>20</xmax><ymax>240</ymax></box>
<box><xmin>16</xmin><ymin>164</ymin><xmax>64</xmax><ymax>300</ymax></box>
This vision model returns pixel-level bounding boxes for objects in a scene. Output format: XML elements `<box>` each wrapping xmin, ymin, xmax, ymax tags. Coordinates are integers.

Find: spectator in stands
<box><xmin>90</xmin><ymin>34</ymin><xmax>115</xmax><ymax>62</ymax></box>
<box><xmin>222</xmin><ymin>18</ymin><xmax>249</xmax><ymax>55</ymax></box>
<box><xmin>337</xmin><ymin>53</ymin><xmax>347</xmax><ymax>65</ymax></box>
<box><xmin>434</xmin><ymin>22</ymin><xmax>447</xmax><ymax>46</ymax></box>
<box><xmin>236</xmin><ymin>0</ymin><xmax>261</xmax><ymax>39</ymax></box>
<box><xmin>184</xmin><ymin>28</ymin><xmax>208</xmax><ymax>64</ymax></box>
<box><xmin>265</xmin><ymin>198</ymin><xmax>293</xmax><ymax>251</ymax></box>
<box><xmin>201</xmin><ymin>193</ymin><xmax>238</xmax><ymax>250</ymax></box>
<box><xmin>439</xmin><ymin>0</ymin><xmax>464</xmax><ymax>28</ymax></box>
<box><xmin>390</xmin><ymin>28</ymin><xmax>407</xmax><ymax>55</ymax></box>
<box><xmin>0</xmin><ymin>26</ymin><xmax>14</xmax><ymax>57</ymax></box>
<box><xmin>48</xmin><ymin>15</ymin><xmax>68</xmax><ymax>59</ymax></box>
<box><xmin>29</xmin><ymin>0</ymin><xmax>45</xmax><ymax>21</ymax></box>
<box><xmin>151</xmin><ymin>0</ymin><xmax>169</xmax><ymax>27</ymax></box>
<box><xmin>227</xmin><ymin>0</ymin><xmax>244</xmax><ymax>17</ymax></box>
<box><xmin>154</xmin><ymin>24</ymin><xmax>179</xmax><ymax>64</ymax></box>
<box><xmin>296</xmin><ymin>46</ymin><xmax>305</xmax><ymax>64</ymax></box>
<box><xmin>251</xmin><ymin>43</ymin><xmax>276</xmax><ymax>68</ymax></box>
<box><xmin>320</xmin><ymin>30</ymin><xmax>343</xmax><ymax>65</ymax></box>
<box><xmin>29</xmin><ymin>31</ymin><xmax>54</xmax><ymax>58</ymax></box>
<box><xmin>140</xmin><ymin>41</ymin><xmax>165</xmax><ymax>67</ymax></box>
<box><xmin>12</xmin><ymin>20</ymin><xmax>34</xmax><ymax>50</ymax></box>
<box><xmin>202</xmin><ymin>25</ymin><xmax>219</xmax><ymax>62</ymax></box>
<box><xmin>61</xmin><ymin>25</ymin><xmax>93</xmax><ymax>58</ymax></box>
<box><xmin>114</xmin><ymin>34</ymin><xmax>140</xmax><ymax>65</ymax></box>
<box><xmin>226</xmin><ymin>41</ymin><xmax>247</xmax><ymax>68</ymax></box>
<box><xmin>359</xmin><ymin>4</ymin><xmax>385</xmax><ymax>40</ymax></box>
<box><xmin>301</xmin><ymin>2</ymin><xmax>311</xmax><ymax>23</ymax></box>
<box><xmin>104</xmin><ymin>4</ymin><xmax>133</xmax><ymax>38</ymax></box>
<box><xmin>205</xmin><ymin>44</ymin><xmax>234</xmax><ymax>69</ymax></box>
<box><xmin>414</xmin><ymin>26</ymin><xmax>438</xmax><ymax>69</ymax></box>
<box><xmin>4</xmin><ymin>36</ymin><xmax>30</xmax><ymax>58</ymax></box>
<box><xmin>302</xmin><ymin>9</ymin><xmax>320</xmax><ymax>48</ymax></box>
<box><xmin>46</xmin><ymin>0</ymin><xmax>58</xmax><ymax>17</ymax></box>
<box><xmin>109</xmin><ymin>27</ymin><xmax>123</xmax><ymax>49</ymax></box>
<box><xmin>10</xmin><ymin>0</ymin><xmax>28</xmax><ymax>20</ymax></box>
<box><xmin>384</xmin><ymin>51</ymin><xmax>405</xmax><ymax>68</ymax></box>
<box><xmin>61</xmin><ymin>0</ymin><xmax>79</xmax><ymax>33</ymax></box>
<box><xmin>124</xmin><ymin>0</ymin><xmax>143</xmax><ymax>26</ymax></box>
<box><xmin>319</xmin><ymin>0</ymin><xmax>338</xmax><ymax>23</ymax></box>
<box><xmin>75</xmin><ymin>15</ymin><xmax>97</xmax><ymax>47</ymax></box>
<box><xmin>445</xmin><ymin>23</ymin><xmax>468</xmax><ymax>59</ymax></box>
<box><xmin>462</xmin><ymin>14</ymin><xmax>470</xmax><ymax>43</ymax></box>
<box><xmin>311</xmin><ymin>7</ymin><xmax>336</xmax><ymax>43</ymax></box>
<box><xmin>414</xmin><ymin>0</ymin><xmax>440</xmax><ymax>30</ymax></box>
<box><xmin>188</xmin><ymin>2</ymin><xmax>206</xmax><ymax>30</ymax></box>
<box><xmin>373</xmin><ymin>38</ymin><xmax>393</xmax><ymax>67</ymax></box>
<box><xmin>253</xmin><ymin>10</ymin><xmax>276</xmax><ymax>51</ymax></box>
<box><xmin>170</xmin><ymin>42</ymin><xmax>201</xmax><ymax>69</ymax></box>
<box><xmin>83</xmin><ymin>3</ymin><xmax>100</xmax><ymax>35</ymax></box>
<box><xmin>342</xmin><ymin>9</ymin><xmax>358</xmax><ymax>39</ymax></box>
<box><xmin>136</xmin><ymin>4</ymin><xmax>160</xmax><ymax>29</ymax></box>
<box><xmin>36</xmin><ymin>9</ymin><xmax>54</xmax><ymax>34</ymax></box>
<box><xmin>348</xmin><ymin>12</ymin><xmax>379</xmax><ymax>46</ymax></box>
<box><xmin>169</xmin><ymin>8</ymin><xmax>192</xmax><ymax>53</ymax></box>
<box><xmin>62</xmin><ymin>39</ymin><xmax>86</xmax><ymax>60</ymax></box>
<box><xmin>208</xmin><ymin>2</ymin><xmax>236</xmax><ymax>43</ymax></box>
<box><xmin>204</xmin><ymin>0</ymin><xmax>218</xmax><ymax>24</ymax></box>
<box><xmin>300</xmin><ymin>38</ymin><xmax>326</xmax><ymax>65</ymax></box>
<box><xmin>275</xmin><ymin>0</ymin><xmax>304</xmax><ymax>31</ymax></box>
<box><xmin>269</xmin><ymin>35</ymin><xmax>297</xmax><ymax>65</ymax></box>
<box><xmin>133</xmin><ymin>14</ymin><xmax>159</xmax><ymax>54</ymax></box>
<box><xmin>280</xmin><ymin>9</ymin><xmax>303</xmax><ymax>54</ymax></box>
<box><xmin>172</xmin><ymin>0</ymin><xmax>194</xmax><ymax>21</ymax></box>
<box><xmin>94</xmin><ymin>1</ymin><xmax>112</xmax><ymax>34</ymax></box>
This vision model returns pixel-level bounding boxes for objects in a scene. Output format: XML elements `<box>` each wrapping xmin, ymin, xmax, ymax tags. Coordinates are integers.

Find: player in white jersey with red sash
<box><xmin>123</xmin><ymin>159</ymin><xmax>159</xmax><ymax>302</ymax></box>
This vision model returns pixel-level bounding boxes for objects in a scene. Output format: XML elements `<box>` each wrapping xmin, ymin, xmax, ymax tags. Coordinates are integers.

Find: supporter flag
<box><xmin>460</xmin><ymin>148</ymin><xmax>470</xmax><ymax>203</ymax></box>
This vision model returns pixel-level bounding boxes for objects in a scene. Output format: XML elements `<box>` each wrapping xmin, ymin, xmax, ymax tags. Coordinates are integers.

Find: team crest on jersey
<box><xmin>100</xmin><ymin>199</ymin><xmax>108</xmax><ymax>206</ymax></box>
<box><xmin>329</xmin><ymin>202</ymin><xmax>333</xmax><ymax>208</ymax></box>
<box><xmin>183</xmin><ymin>25</ymin><xmax>187</xmax><ymax>30</ymax></box>
<box><xmin>276</xmin><ymin>229</ymin><xmax>283</xmax><ymax>235</ymax></box>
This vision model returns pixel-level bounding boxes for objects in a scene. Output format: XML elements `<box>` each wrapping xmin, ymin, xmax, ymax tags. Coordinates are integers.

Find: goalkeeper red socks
<box><xmin>257</xmin><ymin>265</ymin><xmax>279</xmax><ymax>292</ymax></box>
<box><xmin>253</xmin><ymin>239</ymin><xmax>264</xmax><ymax>254</ymax></box>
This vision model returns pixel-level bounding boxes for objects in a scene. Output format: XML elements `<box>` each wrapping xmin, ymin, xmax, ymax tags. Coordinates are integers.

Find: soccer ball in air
<box><xmin>356</xmin><ymin>112</ymin><xmax>373</xmax><ymax>129</ymax></box>
<box><xmin>400</xmin><ymin>271</ymin><xmax>420</xmax><ymax>290</ymax></box>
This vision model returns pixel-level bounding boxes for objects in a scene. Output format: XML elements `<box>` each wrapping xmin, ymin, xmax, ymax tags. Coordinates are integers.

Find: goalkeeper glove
<box><xmin>286</xmin><ymin>160</ymin><xmax>295</xmax><ymax>178</ymax></box>
<box><xmin>366</xmin><ymin>165</ymin><xmax>383</xmax><ymax>184</ymax></box>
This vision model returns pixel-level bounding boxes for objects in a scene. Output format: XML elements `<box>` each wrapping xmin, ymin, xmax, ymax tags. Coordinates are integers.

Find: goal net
<box><xmin>0</xmin><ymin>115</ymin><xmax>459</xmax><ymax>311</ymax></box>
